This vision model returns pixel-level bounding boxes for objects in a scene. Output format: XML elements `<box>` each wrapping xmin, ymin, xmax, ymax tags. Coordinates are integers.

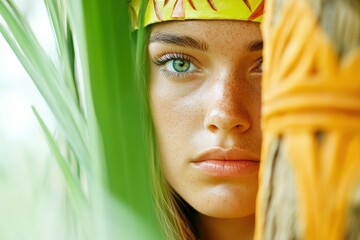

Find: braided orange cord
<box><xmin>256</xmin><ymin>0</ymin><xmax>360</xmax><ymax>239</ymax></box>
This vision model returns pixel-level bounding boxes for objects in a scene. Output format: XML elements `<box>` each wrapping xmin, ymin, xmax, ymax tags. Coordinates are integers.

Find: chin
<box><xmin>189</xmin><ymin>185</ymin><xmax>258</xmax><ymax>219</ymax></box>
<box><xmin>199</xmin><ymin>202</ymin><xmax>256</xmax><ymax>219</ymax></box>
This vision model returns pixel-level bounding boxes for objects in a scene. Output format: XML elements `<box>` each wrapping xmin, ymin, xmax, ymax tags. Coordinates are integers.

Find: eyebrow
<box><xmin>149</xmin><ymin>32</ymin><xmax>209</xmax><ymax>52</ymax></box>
<box><xmin>150</xmin><ymin>32</ymin><xmax>263</xmax><ymax>52</ymax></box>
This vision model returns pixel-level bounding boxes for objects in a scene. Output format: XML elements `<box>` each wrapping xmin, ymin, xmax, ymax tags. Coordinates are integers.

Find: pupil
<box><xmin>173</xmin><ymin>59</ymin><xmax>190</xmax><ymax>72</ymax></box>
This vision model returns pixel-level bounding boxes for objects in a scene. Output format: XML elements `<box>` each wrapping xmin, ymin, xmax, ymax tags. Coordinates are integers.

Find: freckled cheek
<box><xmin>149</xmin><ymin>69</ymin><xmax>203</xmax><ymax>134</ymax></box>
<box><xmin>150</xmin><ymin>80</ymin><xmax>203</xmax><ymax>161</ymax></box>
<box><xmin>254</xmin><ymin>95</ymin><xmax>262</xmax><ymax>151</ymax></box>
<box><xmin>150</xmin><ymin>87</ymin><xmax>201</xmax><ymax>189</ymax></box>
<box><xmin>151</xmin><ymin>94</ymin><xmax>181</xmax><ymax>138</ymax></box>
<box><xmin>151</xmin><ymin>89</ymin><xmax>200</xmax><ymax>135</ymax></box>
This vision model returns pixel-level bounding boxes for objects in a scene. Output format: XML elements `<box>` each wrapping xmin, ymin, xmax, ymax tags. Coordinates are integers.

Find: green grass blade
<box><xmin>66</xmin><ymin>21</ymin><xmax>79</xmax><ymax>104</ymax></box>
<box><xmin>44</xmin><ymin>0</ymin><xmax>79</xmax><ymax>103</ymax></box>
<box><xmin>32</xmin><ymin>107</ymin><xmax>88</xmax><ymax>209</ymax></box>
<box><xmin>0</xmin><ymin>22</ymin><xmax>42</xmax><ymax>86</ymax></box>
<box><xmin>0</xmin><ymin>1</ymin><xmax>91</xmax><ymax>172</ymax></box>
<box><xmin>1</xmin><ymin>0</ymin><xmax>162</xmax><ymax>238</ymax></box>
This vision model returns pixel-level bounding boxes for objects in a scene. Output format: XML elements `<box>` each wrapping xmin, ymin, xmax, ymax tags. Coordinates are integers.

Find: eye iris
<box><xmin>173</xmin><ymin>59</ymin><xmax>190</xmax><ymax>72</ymax></box>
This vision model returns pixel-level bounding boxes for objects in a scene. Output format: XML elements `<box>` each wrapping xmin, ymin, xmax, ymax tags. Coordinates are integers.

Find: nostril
<box><xmin>236</xmin><ymin>123</ymin><xmax>251</xmax><ymax>133</ymax></box>
<box><xmin>207</xmin><ymin>124</ymin><xmax>218</xmax><ymax>132</ymax></box>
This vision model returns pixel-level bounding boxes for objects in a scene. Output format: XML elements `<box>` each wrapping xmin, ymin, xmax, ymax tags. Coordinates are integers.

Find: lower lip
<box><xmin>192</xmin><ymin>160</ymin><xmax>259</xmax><ymax>177</ymax></box>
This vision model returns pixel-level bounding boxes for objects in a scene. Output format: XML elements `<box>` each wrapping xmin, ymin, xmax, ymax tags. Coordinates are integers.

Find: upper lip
<box><xmin>192</xmin><ymin>147</ymin><xmax>260</xmax><ymax>162</ymax></box>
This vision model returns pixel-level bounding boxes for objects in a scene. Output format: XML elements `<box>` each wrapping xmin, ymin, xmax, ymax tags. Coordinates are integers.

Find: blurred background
<box><xmin>0</xmin><ymin>1</ymin><xmax>161</xmax><ymax>239</ymax></box>
<box><xmin>0</xmin><ymin>1</ymin><xmax>69</xmax><ymax>239</ymax></box>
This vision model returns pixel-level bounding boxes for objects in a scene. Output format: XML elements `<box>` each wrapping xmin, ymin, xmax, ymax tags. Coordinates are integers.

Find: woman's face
<box><xmin>149</xmin><ymin>20</ymin><xmax>262</xmax><ymax>218</ymax></box>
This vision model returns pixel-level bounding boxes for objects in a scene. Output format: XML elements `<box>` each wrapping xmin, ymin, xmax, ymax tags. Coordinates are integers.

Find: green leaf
<box><xmin>0</xmin><ymin>0</ymin><xmax>91</xmax><ymax>173</ymax></box>
<box><xmin>81</xmin><ymin>0</ymin><xmax>162</xmax><ymax>238</ymax></box>
<box><xmin>32</xmin><ymin>107</ymin><xmax>88</xmax><ymax>210</ymax></box>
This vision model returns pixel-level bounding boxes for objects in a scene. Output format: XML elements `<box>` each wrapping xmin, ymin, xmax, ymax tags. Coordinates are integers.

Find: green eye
<box><xmin>165</xmin><ymin>58</ymin><xmax>197</xmax><ymax>74</ymax></box>
<box><xmin>172</xmin><ymin>59</ymin><xmax>190</xmax><ymax>72</ymax></box>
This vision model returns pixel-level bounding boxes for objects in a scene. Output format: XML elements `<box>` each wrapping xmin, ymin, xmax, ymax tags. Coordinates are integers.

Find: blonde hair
<box><xmin>134</xmin><ymin>25</ymin><xmax>198</xmax><ymax>239</ymax></box>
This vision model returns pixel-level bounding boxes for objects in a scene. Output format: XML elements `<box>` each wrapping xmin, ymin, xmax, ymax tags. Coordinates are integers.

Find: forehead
<box><xmin>149</xmin><ymin>20</ymin><xmax>261</xmax><ymax>51</ymax></box>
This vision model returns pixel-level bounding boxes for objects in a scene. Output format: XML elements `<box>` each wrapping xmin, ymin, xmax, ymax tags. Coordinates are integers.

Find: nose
<box><xmin>204</xmin><ymin>76</ymin><xmax>251</xmax><ymax>134</ymax></box>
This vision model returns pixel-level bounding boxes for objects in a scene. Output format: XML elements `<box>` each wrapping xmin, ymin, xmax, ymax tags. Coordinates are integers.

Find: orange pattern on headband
<box><xmin>248</xmin><ymin>0</ymin><xmax>264</xmax><ymax>20</ymax></box>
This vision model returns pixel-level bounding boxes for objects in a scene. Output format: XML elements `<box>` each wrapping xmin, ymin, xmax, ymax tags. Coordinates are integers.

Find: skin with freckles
<box><xmin>148</xmin><ymin>20</ymin><xmax>262</xmax><ymax>239</ymax></box>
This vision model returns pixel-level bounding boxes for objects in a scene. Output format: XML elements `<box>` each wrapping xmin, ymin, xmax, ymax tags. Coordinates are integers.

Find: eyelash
<box><xmin>251</xmin><ymin>57</ymin><xmax>263</xmax><ymax>73</ymax></box>
<box><xmin>154</xmin><ymin>52</ymin><xmax>191</xmax><ymax>65</ymax></box>
<box><xmin>153</xmin><ymin>53</ymin><xmax>198</xmax><ymax>78</ymax></box>
<box><xmin>152</xmin><ymin>53</ymin><xmax>262</xmax><ymax>78</ymax></box>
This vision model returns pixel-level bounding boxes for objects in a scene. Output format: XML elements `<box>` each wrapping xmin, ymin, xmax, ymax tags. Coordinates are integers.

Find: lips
<box><xmin>191</xmin><ymin>148</ymin><xmax>260</xmax><ymax>177</ymax></box>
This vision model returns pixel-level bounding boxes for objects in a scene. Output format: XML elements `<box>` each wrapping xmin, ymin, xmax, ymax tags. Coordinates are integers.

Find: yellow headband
<box><xmin>130</xmin><ymin>0</ymin><xmax>264</xmax><ymax>28</ymax></box>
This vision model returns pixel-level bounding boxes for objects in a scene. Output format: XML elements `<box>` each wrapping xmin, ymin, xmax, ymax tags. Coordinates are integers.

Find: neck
<box><xmin>198</xmin><ymin>214</ymin><xmax>255</xmax><ymax>240</ymax></box>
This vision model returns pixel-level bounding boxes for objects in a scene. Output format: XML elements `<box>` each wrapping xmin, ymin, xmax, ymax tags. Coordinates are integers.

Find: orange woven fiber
<box><xmin>256</xmin><ymin>0</ymin><xmax>360</xmax><ymax>239</ymax></box>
